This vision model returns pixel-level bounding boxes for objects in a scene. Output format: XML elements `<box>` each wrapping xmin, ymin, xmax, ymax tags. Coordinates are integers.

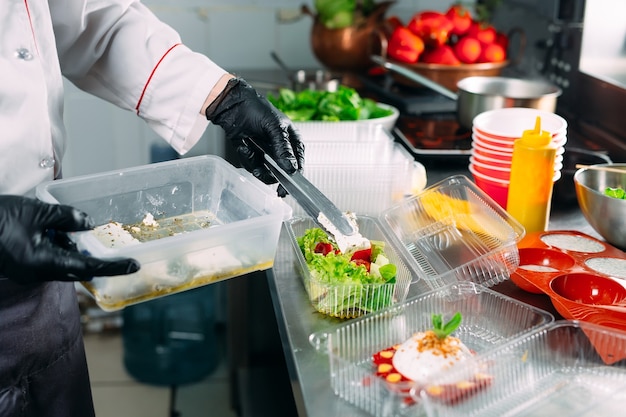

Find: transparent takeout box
<box><xmin>284</xmin><ymin>128</ymin><xmax>427</xmax><ymax>216</ymax></box>
<box><xmin>285</xmin><ymin>215</ymin><xmax>415</xmax><ymax>319</ymax></box>
<box><xmin>381</xmin><ymin>175</ymin><xmax>525</xmax><ymax>290</ymax></box>
<box><xmin>420</xmin><ymin>320</ymin><xmax>626</xmax><ymax>417</ymax></box>
<box><xmin>36</xmin><ymin>155</ymin><xmax>292</xmax><ymax>311</ymax></box>
<box><xmin>308</xmin><ymin>282</ymin><xmax>554</xmax><ymax>417</ymax></box>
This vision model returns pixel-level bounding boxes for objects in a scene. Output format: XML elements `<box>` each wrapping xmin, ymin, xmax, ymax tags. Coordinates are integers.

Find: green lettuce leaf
<box><xmin>297</xmin><ymin>227</ymin><xmax>398</xmax><ymax>315</ymax></box>
<box><xmin>267</xmin><ymin>86</ymin><xmax>393</xmax><ymax>122</ymax></box>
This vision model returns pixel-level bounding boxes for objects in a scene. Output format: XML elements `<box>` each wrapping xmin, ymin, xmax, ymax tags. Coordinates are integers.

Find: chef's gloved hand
<box><xmin>0</xmin><ymin>195</ymin><xmax>140</xmax><ymax>284</ymax></box>
<box><xmin>205</xmin><ymin>77</ymin><xmax>305</xmax><ymax>197</ymax></box>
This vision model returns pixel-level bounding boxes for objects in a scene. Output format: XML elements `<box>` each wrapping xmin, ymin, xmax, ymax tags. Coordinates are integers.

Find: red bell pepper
<box><xmin>387</xmin><ymin>26</ymin><xmax>425</xmax><ymax>64</ymax></box>
<box><xmin>445</xmin><ymin>4</ymin><xmax>473</xmax><ymax>36</ymax></box>
<box><xmin>407</xmin><ymin>11</ymin><xmax>454</xmax><ymax>48</ymax></box>
<box><xmin>421</xmin><ymin>45</ymin><xmax>461</xmax><ymax>65</ymax></box>
<box><xmin>467</xmin><ymin>22</ymin><xmax>497</xmax><ymax>46</ymax></box>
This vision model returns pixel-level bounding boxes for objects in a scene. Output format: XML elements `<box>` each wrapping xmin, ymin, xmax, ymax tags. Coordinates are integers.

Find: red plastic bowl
<box><xmin>470</xmin><ymin>151</ymin><xmax>513</xmax><ymax>169</ymax></box>
<box><xmin>471</xmin><ymin>143</ymin><xmax>513</xmax><ymax>164</ymax></box>
<box><xmin>469</xmin><ymin>157</ymin><xmax>511</xmax><ymax>181</ymax></box>
<box><xmin>469</xmin><ymin>164</ymin><xmax>509</xmax><ymax>209</ymax></box>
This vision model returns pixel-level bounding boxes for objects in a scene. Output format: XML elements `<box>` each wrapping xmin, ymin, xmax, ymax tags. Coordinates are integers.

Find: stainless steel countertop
<box><xmin>265</xmin><ymin>163</ymin><xmax>601</xmax><ymax>417</ymax></box>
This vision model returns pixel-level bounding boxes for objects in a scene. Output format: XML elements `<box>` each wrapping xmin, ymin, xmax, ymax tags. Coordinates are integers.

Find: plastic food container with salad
<box><xmin>285</xmin><ymin>215</ymin><xmax>415</xmax><ymax>319</ymax></box>
<box><xmin>285</xmin><ymin>174</ymin><xmax>527</xmax><ymax>318</ymax></box>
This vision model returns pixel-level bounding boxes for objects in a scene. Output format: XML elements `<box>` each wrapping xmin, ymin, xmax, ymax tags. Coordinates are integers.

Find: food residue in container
<box><xmin>92</xmin><ymin>211</ymin><xmax>214</xmax><ymax>247</ymax></box>
<box><xmin>92</xmin><ymin>222</ymin><xmax>141</xmax><ymax>249</ymax></box>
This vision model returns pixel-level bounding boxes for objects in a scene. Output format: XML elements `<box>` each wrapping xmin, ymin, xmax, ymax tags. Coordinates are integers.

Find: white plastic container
<box><xmin>36</xmin><ymin>155</ymin><xmax>292</xmax><ymax>311</ymax></box>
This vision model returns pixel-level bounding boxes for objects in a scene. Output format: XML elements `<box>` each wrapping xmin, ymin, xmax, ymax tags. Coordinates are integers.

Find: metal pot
<box><xmin>371</xmin><ymin>55</ymin><xmax>562</xmax><ymax>129</ymax></box>
<box><xmin>271</xmin><ymin>51</ymin><xmax>340</xmax><ymax>92</ymax></box>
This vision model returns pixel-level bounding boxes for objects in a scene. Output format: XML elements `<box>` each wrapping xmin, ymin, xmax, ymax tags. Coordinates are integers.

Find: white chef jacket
<box><xmin>1</xmin><ymin>0</ymin><xmax>227</xmax><ymax>197</ymax></box>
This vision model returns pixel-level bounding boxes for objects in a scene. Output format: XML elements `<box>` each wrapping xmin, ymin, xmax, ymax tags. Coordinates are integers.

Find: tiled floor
<box><xmin>84</xmin><ymin>327</ymin><xmax>237</xmax><ymax>417</ymax></box>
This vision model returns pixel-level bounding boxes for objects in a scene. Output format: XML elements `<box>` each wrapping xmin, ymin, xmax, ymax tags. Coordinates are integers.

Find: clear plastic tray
<box><xmin>381</xmin><ymin>175</ymin><xmax>525</xmax><ymax>290</ymax></box>
<box><xmin>308</xmin><ymin>282</ymin><xmax>554</xmax><ymax>417</ymax></box>
<box><xmin>36</xmin><ymin>155</ymin><xmax>292</xmax><ymax>311</ymax></box>
<box><xmin>293</xmin><ymin>104</ymin><xmax>399</xmax><ymax>141</ymax></box>
<box><xmin>419</xmin><ymin>320</ymin><xmax>626</xmax><ymax>417</ymax></box>
<box><xmin>303</xmin><ymin>136</ymin><xmax>397</xmax><ymax>165</ymax></box>
<box><xmin>286</xmin><ymin>215</ymin><xmax>415</xmax><ymax>319</ymax></box>
<box><xmin>285</xmin><ymin>143</ymin><xmax>426</xmax><ymax>216</ymax></box>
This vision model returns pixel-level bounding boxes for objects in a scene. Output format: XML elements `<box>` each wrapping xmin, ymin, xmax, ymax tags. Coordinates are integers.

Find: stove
<box><xmin>348</xmin><ymin>73</ymin><xmax>474</xmax><ymax>160</ymax></box>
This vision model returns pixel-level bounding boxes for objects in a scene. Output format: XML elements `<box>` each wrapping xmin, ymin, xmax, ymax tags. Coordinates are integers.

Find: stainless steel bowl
<box><xmin>574</xmin><ymin>163</ymin><xmax>626</xmax><ymax>250</ymax></box>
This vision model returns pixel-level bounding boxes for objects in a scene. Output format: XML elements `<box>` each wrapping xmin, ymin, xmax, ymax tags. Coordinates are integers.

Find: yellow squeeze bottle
<box><xmin>506</xmin><ymin>116</ymin><xmax>557</xmax><ymax>233</ymax></box>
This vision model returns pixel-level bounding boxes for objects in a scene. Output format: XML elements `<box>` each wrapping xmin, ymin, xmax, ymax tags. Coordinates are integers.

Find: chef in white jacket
<box><xmin>0</xmin><ymin>1</ymin><xmax>304</xmax><ymax>416</ymax></box>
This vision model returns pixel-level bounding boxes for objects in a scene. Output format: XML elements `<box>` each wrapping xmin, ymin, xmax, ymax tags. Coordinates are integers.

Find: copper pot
<box><xmin>385</xmin><ymin>60</ymin><xmax>509</xmax><ymax>92</ymax></box>
<box><xmin>301</xmin><ymin>2</ymin><xmax>393</xmax><ymax>72</ymax></box>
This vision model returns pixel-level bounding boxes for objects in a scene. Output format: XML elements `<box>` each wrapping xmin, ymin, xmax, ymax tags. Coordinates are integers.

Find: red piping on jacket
<box><xmin>135</xmin><ymin>43</ymin><xmax>182</xmax><ymax>114</ymax></box>
<box><xmin>23</xmin><ymin>0</ymin><xmax>39</xmax><ymax>55</ymax></box>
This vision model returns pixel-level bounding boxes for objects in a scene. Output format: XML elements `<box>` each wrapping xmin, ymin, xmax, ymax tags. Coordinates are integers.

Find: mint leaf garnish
<box><xmin>432</xmin><ymin>312</ymin><xmax>462</xmax><ymax>339</ymax></box>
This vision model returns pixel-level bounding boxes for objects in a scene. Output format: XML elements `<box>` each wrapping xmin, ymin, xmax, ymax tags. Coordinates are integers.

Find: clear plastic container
<box><xmin>381</xmin><ymin>175</ymin><xmax>525</xmax><ymax>290</ymax></box>
<box><xmin>308</xmin><ymin>282</ymin><xmax>554</xmax><ymax>417</ymax></box>
<box><xmin>285</xmin><ymin>215</ymin><xmax>415</xmax><ymax>319</ymax></box>
<box><xmin>302</xmin><ymin>136</ymin><xmax>397</xmax><ymax>165</ymax></box>
<box><xmin>36</xmin><ymin>155</ymin><xmax>292</xmax><ymax>311</ymax></box>
<box><xmin>285</xmin><ymin>142</ymin><xmax>426</xmax><ymax>216</ymax></box>
<box><xmin>420</xmin><ymin>320</ymin><xmax>626</xmax><ymax>417</ymax></box>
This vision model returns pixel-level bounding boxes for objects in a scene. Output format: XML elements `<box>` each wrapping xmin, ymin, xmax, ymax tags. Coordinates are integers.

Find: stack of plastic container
<box><xmin>285</xmin><ymin>123</ymin><xmax>427</xmax><ymax>216</ymax></box>
<box><xmin>468</xmin><ymin>108</ymin><xmax>567</xmax><ymax>208</ymax></box>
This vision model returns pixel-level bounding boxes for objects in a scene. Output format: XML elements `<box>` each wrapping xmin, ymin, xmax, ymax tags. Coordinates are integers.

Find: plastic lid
<box><xmin>519</xmin><ymin>116</ymin><xmax>552</xmax><ymax>147</ymax></box>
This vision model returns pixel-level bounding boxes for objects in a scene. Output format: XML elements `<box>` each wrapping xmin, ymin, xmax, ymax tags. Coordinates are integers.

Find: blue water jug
<box><xmin>122</xmin><ymin>285</ymin><xmax>219</xmax><ymax>387</ymax></box>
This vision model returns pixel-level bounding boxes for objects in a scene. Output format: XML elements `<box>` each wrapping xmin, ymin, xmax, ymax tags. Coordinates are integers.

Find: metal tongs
<box><xmin>245</xmin><ymin>138</ymin><xmax>363</xmax><ymax>244</ymax></box>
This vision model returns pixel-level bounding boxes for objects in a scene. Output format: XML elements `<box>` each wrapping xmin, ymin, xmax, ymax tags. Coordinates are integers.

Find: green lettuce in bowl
<box><xmin>267</xmin><ymin>85</ymin><xmax>394</xmax><ymax>122</ymax></box>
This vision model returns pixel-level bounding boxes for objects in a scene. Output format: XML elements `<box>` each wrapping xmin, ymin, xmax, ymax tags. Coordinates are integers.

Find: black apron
<box><xmin>0</xmin><ymin>279</ymin><xmax>95</xmax><ymax>417</ymax></box>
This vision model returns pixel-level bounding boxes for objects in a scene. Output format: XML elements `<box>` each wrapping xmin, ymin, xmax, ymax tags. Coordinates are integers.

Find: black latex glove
<box><xmin>0</xmin><ymin>195</ymin><xmax>140</xmax><ymax>284</ymax></box>
<box><xmin>205</xmin><ymin>77</ymin><xmax>305</xmax><ymax>197</ymax></box>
